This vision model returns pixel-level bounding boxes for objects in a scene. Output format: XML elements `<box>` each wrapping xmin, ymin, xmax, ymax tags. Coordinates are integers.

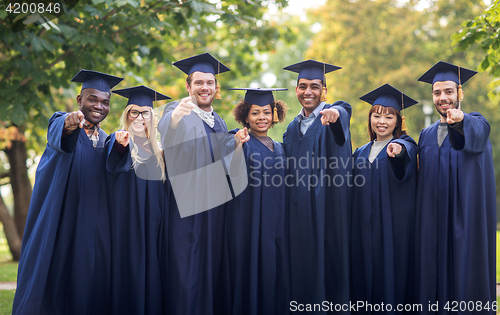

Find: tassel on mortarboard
<box><xmin>215</xmin><ymin>62</ymin><xmax>222</xmax><ymax>99</ymax></box>
<box><xmin>320</xmin><ymin>63</ymin><xmax>327</xmax><ymax>102</ymax></box>
<box><xmin>273</xmin><ymin>89</ymin><xmax>279</xmax><ymax>122</ymax></box>
<box><xmin>231</xmin><ymin>87</ymin><xmax>287</xmax><ymax>123</ymax></box>
<box><xmin>360</xmin><ymin>84</ymin><xmax>418</xmax><ymax>133</ymax></box>
<box><xmin>458</xmin><ymin>66</ymin><xmax>463</xmax><ymax>101</ymax></box>
<box><xmin>215</xmin><ymin>82</ymin><xmax>221</xmax><ymax>99</ymax></box>
<box><xmin>401</xmin><ymin>92</ymin><xmax>407</xmax><ymax>132</ymax></box>
<box><xmin>273</xmin><ymin>106</ymin><xmax>279</xmax><ymax>123</ymax></box>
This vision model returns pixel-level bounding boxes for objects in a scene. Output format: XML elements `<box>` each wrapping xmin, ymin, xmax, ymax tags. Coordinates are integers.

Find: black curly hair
<box><xmin>232</xmin><ymin>99</ymin><xmax>288</xmax><ymax>129</ymax></box>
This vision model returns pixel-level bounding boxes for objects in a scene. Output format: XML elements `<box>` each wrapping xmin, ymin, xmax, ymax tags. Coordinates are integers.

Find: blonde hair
<box><xmin>121</xmin><ymin>104</ymin><xmax>165</xmax><ymax>181</ymax></box>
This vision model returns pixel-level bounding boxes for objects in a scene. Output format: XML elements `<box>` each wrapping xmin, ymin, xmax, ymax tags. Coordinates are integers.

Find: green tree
<box><xmin>0</xmin><ymin>0</ymin><xmax>290</xmax><ymax>260</ymax></box>
<box><xmin>306</xmin><ymin>0</ymin><xmax>489</xmax><ymax>149</ymax></box>
<box><xmin>452</xmin><ymin>0</ymin><xmax>500</xmax><ymax>216</ymax></box>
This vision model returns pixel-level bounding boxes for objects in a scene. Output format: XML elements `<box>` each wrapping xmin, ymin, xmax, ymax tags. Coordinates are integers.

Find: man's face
<box><xmin>186</xmin><ymin>72</ymin><xmax>216</xmax><ymax>108</ymax></box>
<box><xmin>432</xmin><ymin>81</ymin><xmax>459</xmax><ymax>118</ymax></box>
<box><xmin>77</xmin><ymin>88</ymin><xmax>111</xmax><ymax>124</ymax></box>
<box><xmin>295</xmin><ymin>78</ymin><xmax>323</xmax><ymax>116</ymax></box>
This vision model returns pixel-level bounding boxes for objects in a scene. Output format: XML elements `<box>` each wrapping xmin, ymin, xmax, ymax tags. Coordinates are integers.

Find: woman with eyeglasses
<box><xmin>105</xmin><ymin>85</ymin><xmax>170</xmax><ymax>315</ymax></box>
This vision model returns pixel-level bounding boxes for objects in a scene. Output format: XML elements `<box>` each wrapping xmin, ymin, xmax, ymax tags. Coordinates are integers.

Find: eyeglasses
<box><xmin>129</xmin><ymin>110</ymin><xmax>151</xmax><ymax>119</ymax></box>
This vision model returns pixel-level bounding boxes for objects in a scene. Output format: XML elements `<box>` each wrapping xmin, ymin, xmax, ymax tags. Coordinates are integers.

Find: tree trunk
<box><xmin>0</xmin><ymin>191</ymin><xmax>21</xmax><ymax>261</ymax></box>
<box><xmin>4</xmin><ymin>136</ymin><xmax>32</xmax><ymax>241</ymax></box>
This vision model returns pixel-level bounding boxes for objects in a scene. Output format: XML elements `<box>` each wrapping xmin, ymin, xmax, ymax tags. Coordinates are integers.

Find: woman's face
<box><xmin>127</xmin><ymin>105</ymin><xmax>151</xmax><ymax>136</ymax></box>
<box><xmin>370</xmin><ymin>107</ymin><xmax>397</xmax><ymax>141</ymax></box>
<box><xmin>246</xmin><ymin>104</ymin><xmax>272</xmax><ymax>137</ymax></box>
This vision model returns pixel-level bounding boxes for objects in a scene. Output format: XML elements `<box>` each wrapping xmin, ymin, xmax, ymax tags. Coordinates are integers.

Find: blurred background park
<box><xmin>1</xmin><ymin>0</ymin><xmax>500</xmax><ymax>313</ymax></box>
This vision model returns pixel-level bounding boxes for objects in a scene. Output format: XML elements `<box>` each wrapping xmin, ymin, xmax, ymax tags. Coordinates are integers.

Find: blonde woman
<box><xmin>105</xmin><ymin>85</ymin><xmax>170</xmax><ymax>315</ymax></box>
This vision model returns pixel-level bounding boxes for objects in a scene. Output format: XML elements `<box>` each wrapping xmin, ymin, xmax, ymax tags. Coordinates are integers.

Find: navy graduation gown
<box><xmin>415</xmin><ymin>112</ymin><xmax>496</xmax><ymax>314</ymax></box>
<box><xmin>105</xmin><ymin>134</ymin><xmax>167</xmax><ymax>315</ymax></box>
<box><xmin>157</xmin><ymin>103</ymin><xmax>230</xmax><ymax>315</ymax></box>
<box><xmin>350</xmin><ymin>135</ymin><xmax>417</xmax><ymax>313</ymax></box>
<box><xmin>283</xmin><ymin>101</ymin><xmax>352</xmax><ymax>313</ymax></box>
<box><xmin>14</xmin><ymin>112</ymin><xmax>111</xmax><ymax>315</ymax></box>
<box><xmin>225</xmin><ymin>131</ymin><xmax>290</xmax><ymax>315</ymax></box>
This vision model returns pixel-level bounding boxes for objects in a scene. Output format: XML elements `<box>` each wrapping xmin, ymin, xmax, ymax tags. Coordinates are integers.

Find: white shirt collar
<box><xmin>192</xmin><ymin>104</ymin><xmax>215</xmax><ymax>128</ymax></box>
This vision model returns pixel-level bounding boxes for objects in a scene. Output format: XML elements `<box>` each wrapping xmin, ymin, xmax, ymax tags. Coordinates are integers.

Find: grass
<box><xmin>0</xmin><ymin>226</ymin><xmax>16</xmax><ymax>315</ymax></box>
<box><xmin>0</xmin><ymin>224</ymin><xmax>17</xmax><ymax>283</ymax></box>
<box><xmin>497</xmin><ymin>231</ymin><xmax>500</xmax><ymax>283</ymax></box>
<box><xmin>0</xmin><ymin>290</ymin><xmax>15</xmax><ymax>315</ymax></box>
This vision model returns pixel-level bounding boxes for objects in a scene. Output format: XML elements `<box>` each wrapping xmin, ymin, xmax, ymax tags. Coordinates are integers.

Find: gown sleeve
<box><xmin>388</xmin><ymin>135</ymin><xmax>418</xmax><ymax>182</ymax></box>
<box><xmin>326</xmin><ymin>101</ymin><xmax>351</xmax><ymax>147</ymax></box>
<box><xmin>47</xmin><ymin>112</ymin><xmax>80</xmax><ymax>154</ymax></box>
<box><xmin>105</xmin><ymin>133</ymin><xmax>132</xmax><ymax>174</ymax></box>
<box><xmin>448</xmin><ymin>111</ymin><xmax>490</xmax><ymax>154</ymax></box>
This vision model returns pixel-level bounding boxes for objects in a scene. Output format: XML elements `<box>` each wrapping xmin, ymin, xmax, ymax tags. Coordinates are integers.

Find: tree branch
<box><xmin>102</xmin><ymin>8</ymin><xmax>118</xmax><ymax>21</ymax></box>
<box><xmin>484</xmin><ymin>17</ymin><xmax>498</xmax><ymax>33</ymax></box>
<box><xmin>19</xmin><ymin>76</ymin><xmax>33</xmax><ymax>87</ymax></box>
<box><xmin>19</xmin><ymin>49</ymin><xmax>72</xmax><ymax>87</ymax></box>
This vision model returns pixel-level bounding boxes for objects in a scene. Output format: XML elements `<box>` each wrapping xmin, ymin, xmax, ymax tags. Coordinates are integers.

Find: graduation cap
<box><xmin>231</xmin><ymin>87</ymin><xmax>287</xmax><ymax>122</ymax></box>
<box><xmin>173</xmin><ymin>53</ymin><xmax>230</xmax><ymax>100</ymax></box>
<box><xmin>359</xmin><ymin>84</ymin><xmax>418</xmax><ymax>132</ymax></box>
<box><xmin>283</xmin><ymin>60</ymin><xmax>341</xmax><ymax>102</ymax></box>
<box><xmin>112</xmin><ymin>85</ymin><xmax>171</xmax><ymax>108</ymax></box>
<box><xmin>71</xmin><ymin>69</ymin><xmax>123</xmax><ymax>94</ymax></box>
<box><xmin>418</xmin><ymin>61</ymin><xmax>477</xmax><ymax>101</ymax></box>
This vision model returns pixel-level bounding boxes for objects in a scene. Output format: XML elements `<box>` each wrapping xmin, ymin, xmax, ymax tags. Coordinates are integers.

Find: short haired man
<box><xmin>283</xmin><ymin>60</ymin><xmax>352</xmax><ymax>311</ymax></box>
<box><xmin>13</xmin><ymin>70</ymin><xmax>123</xmax><ymax>315</ymax></box>
<box><xmin>415</xmin><ymin>61</ymin><xmax>496</xmax><ymax>314</ymax></box>
<box><xmin>157</xmin><ymin>53</ymin><xmax>236</xmax><ymax>314</ymax></box>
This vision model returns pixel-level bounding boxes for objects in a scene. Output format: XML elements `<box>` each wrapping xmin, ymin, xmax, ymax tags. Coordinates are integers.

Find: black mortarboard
<box><xmin>71</xmin><ymin>69</ymin><xmax>123</xmax><ymax>94</ymax></box>
<box><xmin>418</xmin><ymin>61</ymin><xmax>477</xmax><ymax>85</ymax></box>
<box><xmin>230</xmin><ymin>88</ymin><xmax>287</xmax><ymax>106</ymax></box>
<box><xmin>283</xmin><ymin>60</ymin><xmax>341</xmax><ymax>81</ymax></box>
<box><xmin>359</xmin><ymin>84</ymin><xmax>418</xmax><ymax>111</ymax></box>
<box><xmin>112</xmin><ymin>85</ymin><xmax>171</xmax><ymax>108</ymax></box>
<box><xmin>173</xmin><ymin>53</ymin><xmax>230</xmax><ymax>75</ymax></box>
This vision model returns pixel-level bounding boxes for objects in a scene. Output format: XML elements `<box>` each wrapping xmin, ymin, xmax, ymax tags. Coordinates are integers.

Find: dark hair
<box><xmin>186</xmin><ymin>72</ymin><xmax>217</xmax><ymax>87</ymax></box>
<box><xmin>233</xmin><ymin>100</ymin><xmax>288</xmax><ymax>129</ymax></box>
<box><xmin>367</xmin><ymin>105</ymin><xmax>407</xmax><ymax>141</ymax></box>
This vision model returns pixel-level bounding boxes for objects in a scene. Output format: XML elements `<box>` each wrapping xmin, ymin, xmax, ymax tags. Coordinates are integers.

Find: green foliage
<box><xmin>452</xmin><ymin>0</ymin><xmax>500</xmax><ymax>214</ymax></box>
<box><xmin>306</xmin><ymin>0</ymin><xmax>488</xmax><ymax>148</ymax></box>
<box><xmin>0</xmin><ymin>0</ymin><xmax>290</xmax><ymax>148</ymax></box>
<box><xmin>0</xmin><ymin>290</ymin><xmax>15</xmax><ymax>315</ymax></box>
<box><xmin>452</xmin><ymin>0</ymin><xmax>500</xmax><ymax>76</ymax></box>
